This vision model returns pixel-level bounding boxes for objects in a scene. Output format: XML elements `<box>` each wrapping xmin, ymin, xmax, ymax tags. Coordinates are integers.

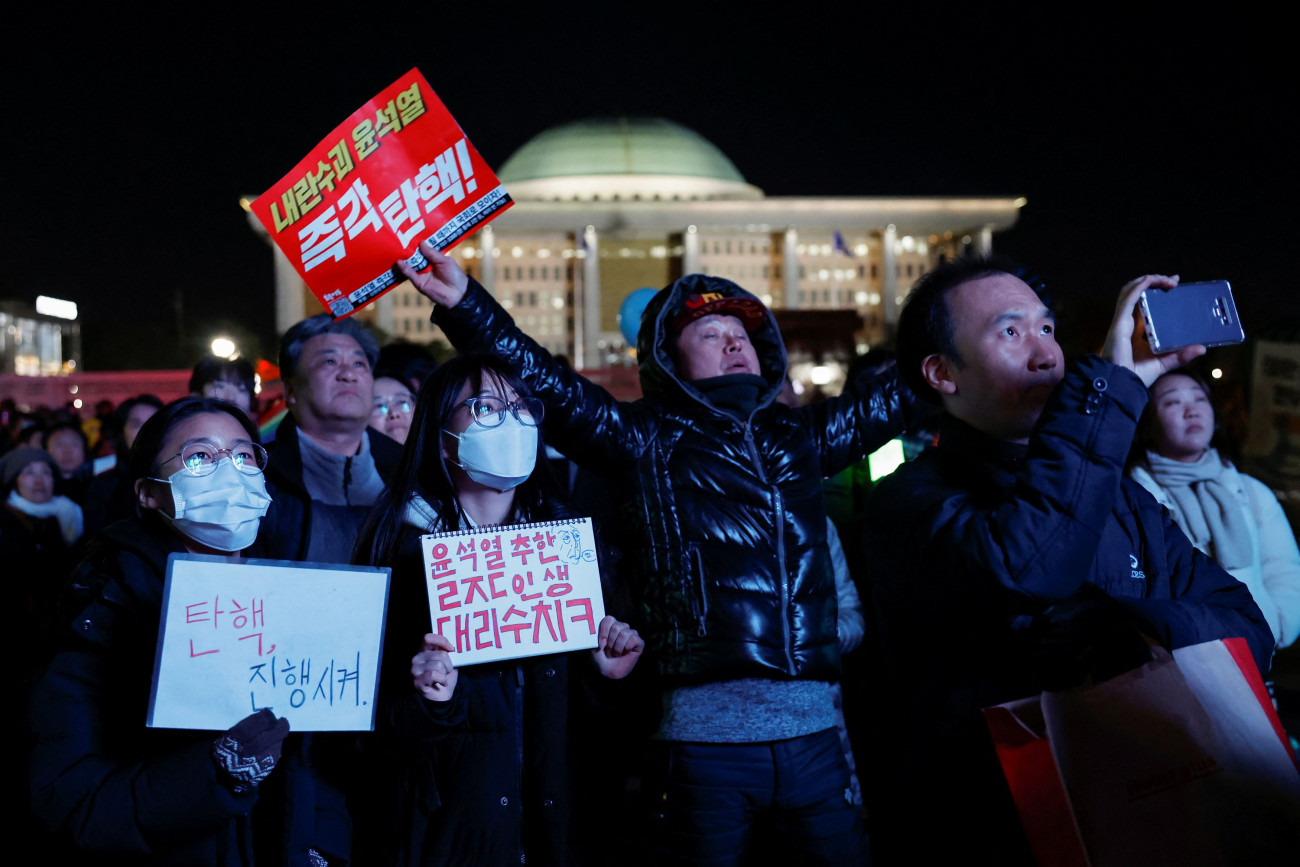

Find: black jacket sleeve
<box><xmin>433</xmin><ymin>279</ymin><xmax>656</xmax><ymax>472</ymax></box>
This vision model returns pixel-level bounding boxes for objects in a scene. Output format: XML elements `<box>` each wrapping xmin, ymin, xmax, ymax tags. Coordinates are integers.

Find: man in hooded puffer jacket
<box><xmin>398</xmin><ymin>242</ymin><xmax>914</xmax><ymax>864</ymax></box>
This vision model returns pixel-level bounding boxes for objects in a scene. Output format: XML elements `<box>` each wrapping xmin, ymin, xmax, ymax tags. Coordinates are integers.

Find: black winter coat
<box><xmin>434</xmin><ymin>275</ymin><xmax>914</xmax><ymax>685</ymax></box>
<box><xmin>364</xmin><ymin>522</ymin><xmax>582</xmax><ymax>867</ymax></box>
<box><xmin>863</xmin><ymin>356</ymin><xmax>1274</xmax><ymax>862</ymax></box>
<box><xmin>29</xmin><ymin>519</ymin><xmax>353</xmax><ymax>866</ymax></box>
<box><xmin>28</xmin><ymin>520</ymin><xmax>261</xmax><ymax>866</ymax></box>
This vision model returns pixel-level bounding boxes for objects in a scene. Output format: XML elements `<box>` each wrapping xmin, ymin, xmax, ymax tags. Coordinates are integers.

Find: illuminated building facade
<box><xmin>259</xmin><ymin>118</ymin><xmax>1023</xmax><ymax>375</ymax></box>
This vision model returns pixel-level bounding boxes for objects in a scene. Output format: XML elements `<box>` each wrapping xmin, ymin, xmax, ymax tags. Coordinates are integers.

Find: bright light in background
<box><xmin>72</xmin><ymin>398</ymin><xmax>83</xmax><ymax>409</ymax></box>
<box><xmin>211</xmin><ymin>337</ymin><xmax>237</xmax><ymax>359</ymax></box>
<box><xmin>36</xmin><ymin>295</ymin><xmax>78</xmax><ymax>320</ymax></box>
<box><xmin>810</xmin><ymin>365</ymin><xmax>834</xmax><ymax>385</ymax></box>
<box><xmin>1211</xmin><ymin>368</ymin><xmax>1223</xmax><ymax>379</ymax></box>
<box><xmin>254</xmin><ymin>373</ymin><xmax>263</xmax><ymax>395</ymax></box>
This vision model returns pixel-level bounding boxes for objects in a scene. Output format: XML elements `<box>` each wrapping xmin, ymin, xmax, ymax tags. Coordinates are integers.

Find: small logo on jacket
<box><xmin>1130</xmin><ymin>554</ymin><xmax>1145</xmax><ymax>580</ymax></box>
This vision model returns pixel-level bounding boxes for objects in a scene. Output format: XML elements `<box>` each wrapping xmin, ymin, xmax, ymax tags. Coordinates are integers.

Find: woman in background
<box><xmin>1129</xmin><ymin>368</ymin><xmax>1300</xmax><ymax>648</ymax></box>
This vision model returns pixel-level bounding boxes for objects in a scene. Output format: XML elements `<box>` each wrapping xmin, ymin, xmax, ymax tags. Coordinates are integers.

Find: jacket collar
<box><xmin>938</xmin><ymin>413</ymin><xmax>1029</xmax><ymax>470</ymax></box>
<box><xmin>265</xmin><ymin>413</ymin><xmax>403</xmax><ymax>496</ymax></box>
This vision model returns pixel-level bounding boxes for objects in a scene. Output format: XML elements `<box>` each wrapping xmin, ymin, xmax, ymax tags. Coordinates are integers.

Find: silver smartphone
<box><xmin>1140</xmin><ymin>280</ymin><xmax>1244</xmax><ymax>354</ymax></box>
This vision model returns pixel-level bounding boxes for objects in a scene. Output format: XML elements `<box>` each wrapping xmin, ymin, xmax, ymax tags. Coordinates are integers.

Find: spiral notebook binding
<box><xmin>421</xmin><ymin>517</ymin><xmax>586</xmax><ymax>540</ymax></box>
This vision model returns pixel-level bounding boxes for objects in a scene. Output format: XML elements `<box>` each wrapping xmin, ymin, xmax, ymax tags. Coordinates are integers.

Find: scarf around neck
<box><xmin>1142</xmin><ymin>448</ymin><xmax>1251</xmax><ymax>569</ymax></box>
<box><xmin>7</xmin><ymin>489</ymin><xmax>83</xmax><ymax>545</ymax></box>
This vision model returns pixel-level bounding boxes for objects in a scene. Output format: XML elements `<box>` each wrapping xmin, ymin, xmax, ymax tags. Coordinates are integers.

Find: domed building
<box><xmin>497</xmin><ymin>117</ymin><xmax>763</xmax><ymax>203</ymax></box>
<box><xmin>263</xmin><ymin>117</ymin><xmax>1023</xmax><ymax>374</ymax></box>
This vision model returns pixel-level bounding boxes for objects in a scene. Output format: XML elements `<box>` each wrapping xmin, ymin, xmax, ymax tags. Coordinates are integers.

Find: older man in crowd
<box><xmin>255</xmin><ymin>314</ymin><xmax>402</xmax><ymax>564</ymax></box>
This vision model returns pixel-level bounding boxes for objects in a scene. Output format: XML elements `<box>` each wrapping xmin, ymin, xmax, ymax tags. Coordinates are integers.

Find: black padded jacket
<box><xmin>434</xmin><ymin>274</ymin><xmax>914</xmax><ymax>685</ymax></box>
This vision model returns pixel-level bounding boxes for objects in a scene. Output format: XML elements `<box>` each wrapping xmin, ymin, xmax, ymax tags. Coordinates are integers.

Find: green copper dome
<box><xmin>499</xmin><ymin>118</ymin><xmax>748</xmax><ymax>184</ymax></box>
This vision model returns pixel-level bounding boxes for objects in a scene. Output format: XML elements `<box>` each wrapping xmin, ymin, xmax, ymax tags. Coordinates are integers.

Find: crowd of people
<box><xmin>9</xmin><ymin>250</ymin><xmax>1299</xmax><ymax>865</ymax></box>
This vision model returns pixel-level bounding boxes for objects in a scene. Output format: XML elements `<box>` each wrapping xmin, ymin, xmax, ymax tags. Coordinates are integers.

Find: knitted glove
<box><xmin>211</xmin><ymin>708</ymin><xmax>290</xmax><ymax>793</ymax></box>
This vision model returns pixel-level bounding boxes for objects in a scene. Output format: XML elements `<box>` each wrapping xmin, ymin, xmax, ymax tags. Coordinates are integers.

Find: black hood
<box><xmin>635</xmin><ymin>273</ymin><xmax>787</xmax><ymax>412</ymax></box>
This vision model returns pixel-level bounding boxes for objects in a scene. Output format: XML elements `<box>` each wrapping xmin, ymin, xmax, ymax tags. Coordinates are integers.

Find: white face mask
<box><xmin>154</xmin><ymin>458</ymin><xmax>272</xmax><ymax>552</ymax></box>
<box><xmin>445</xmin><ymin>415</ymin><xmax>539</xmax><ymax>492</ymax></box>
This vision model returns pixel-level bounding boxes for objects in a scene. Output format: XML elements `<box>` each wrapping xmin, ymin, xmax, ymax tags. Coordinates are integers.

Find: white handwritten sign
<box><xmin>148</xmin><ymin>555</ymin><xmax>390</xmax><ymax>731</ymax></box>
<box><xmin>421</xmin><ymin>518</ymin><xmax>605</xmax><ymax>666</ymax></box>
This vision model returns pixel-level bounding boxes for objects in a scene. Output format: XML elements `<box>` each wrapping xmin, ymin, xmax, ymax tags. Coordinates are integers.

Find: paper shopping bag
<box><xmin>986</xmin><ymin>638</ymin><xmax>1300</xmax><ymax>866</ymax></box>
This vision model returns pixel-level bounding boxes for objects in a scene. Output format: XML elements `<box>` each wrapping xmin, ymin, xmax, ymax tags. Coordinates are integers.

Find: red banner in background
<box><xmin>250</xmin><ymin>68</ymin><xmax>512</xmax><ymax>319</ymax></box>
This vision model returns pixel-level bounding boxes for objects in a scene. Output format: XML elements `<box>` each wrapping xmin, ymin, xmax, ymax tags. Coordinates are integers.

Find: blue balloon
<box><xmin>618</xmin><ymin>287</ymin><xmax>659</xmax><ymax>346</ymax></box>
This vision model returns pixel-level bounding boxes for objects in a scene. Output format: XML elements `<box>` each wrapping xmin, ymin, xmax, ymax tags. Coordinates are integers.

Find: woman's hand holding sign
<box><xmin>412</xmin><ymin>633</ymin><xmax>459</xmax><ymax>701</ymax></box>
<box><xmin>591</xmin><ymin>616</ymin><xmax>645</xmax><ymax>681</ymax></box>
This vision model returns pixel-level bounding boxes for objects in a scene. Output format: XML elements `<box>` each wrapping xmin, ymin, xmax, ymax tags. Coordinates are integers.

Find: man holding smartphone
<box><xmin>862</xmin><ymin>257</ymin><xmax>1273</xmax><ymax>863</ymax></box>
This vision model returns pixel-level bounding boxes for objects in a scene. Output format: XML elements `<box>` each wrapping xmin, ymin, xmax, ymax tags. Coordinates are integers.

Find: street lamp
<box><xmin>211</xmin><ymin>337</ymin><xmax>237</xmax><ymax>359</ymax></box>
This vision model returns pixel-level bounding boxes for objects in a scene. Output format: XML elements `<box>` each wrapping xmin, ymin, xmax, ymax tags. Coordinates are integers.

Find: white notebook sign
<box><xmin>421</xmin><ymin>517</ymin><xmax>606</xmax><ymax>665</ymax></box>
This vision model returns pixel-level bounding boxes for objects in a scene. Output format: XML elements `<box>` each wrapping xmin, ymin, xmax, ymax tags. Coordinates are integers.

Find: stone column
<box><xmin>882</xmin><ymin>224</ymin><xmax>899</xmax><ymax>325</ymax></box>
<box><xmin>683</xmin><ymin>224</ymin><xmax>701</xmax><ymax>275</ymax></box>
<box><xmin>274</xmin><ymin>246</ymin><xmax>305</xmax><ymax>335</ymax></box>
<box><xmin>783</xmin><ymin>227</ymin><xmax>800</xmax><ymax>309</ymax></box>
<box><xmin>579</xmin><ymin>225</ymin><xmax>601</xmax><ymax>369</ymax></box>
<box><xmin>479</xmin><ymin>225</ymin><xmax>497</xmax><ymax>295</ymax></box>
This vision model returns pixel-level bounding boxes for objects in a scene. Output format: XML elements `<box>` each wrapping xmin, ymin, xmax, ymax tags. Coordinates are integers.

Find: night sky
<box><xmin>2</xmin><ymin>10</ymin><xmax>1290</xmax><ymax>370</ymax></box>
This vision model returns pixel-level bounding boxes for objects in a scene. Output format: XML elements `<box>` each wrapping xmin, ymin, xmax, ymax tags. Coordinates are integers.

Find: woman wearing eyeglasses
<box><xmin>28</xmin><ymin>397</ymin><xmax>305</xmax><ymax>866</ymax></box>
<box><xmin>354</xmin><ymin>353</ymin><xmax>644</xmax><ymax>867</ymax></box>
<box><xmin>368</xmin><ymin>372</ymin><xmax>417</xmax><ymax>445</ymax></box>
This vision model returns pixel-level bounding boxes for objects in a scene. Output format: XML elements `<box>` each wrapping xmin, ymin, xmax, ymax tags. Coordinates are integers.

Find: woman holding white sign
<box><xmin>27</xmin><ymin>397</ymin><xmax>336</xmax><ymax>866</ymax></box>
<box><xmin>356</xmin><ymin>353</ymin><xmax>644</xmax><ymax>867</ymax></box>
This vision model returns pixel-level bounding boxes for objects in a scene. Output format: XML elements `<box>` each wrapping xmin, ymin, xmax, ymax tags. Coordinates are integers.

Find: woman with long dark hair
<box><xmin>1129</xmin><ymin>368</ymin><xmax>1300</xmax><ymax>648</ymax></box>
<box><xmin>355</xmin><ymin>353</ymin><xmax>643</xmax><ymax>867</ymax></box>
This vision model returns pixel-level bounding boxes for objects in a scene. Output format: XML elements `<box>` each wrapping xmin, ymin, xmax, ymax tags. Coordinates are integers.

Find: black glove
<box><xmin>211</xmin><ymin>708</ymin><xmax>290</xmax><ymax>793</ymax></box>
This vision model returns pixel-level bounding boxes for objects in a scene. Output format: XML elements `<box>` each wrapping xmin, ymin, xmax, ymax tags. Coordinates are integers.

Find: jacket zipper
<box><xmin>689</xmin><ymin>545</ymin><xmax>708</xmax><ymax>637</ymax></box>
<box><xmin>743</xmin><ymin>425</ymin><xmax>796</xmax><ymax>675</ymax></box>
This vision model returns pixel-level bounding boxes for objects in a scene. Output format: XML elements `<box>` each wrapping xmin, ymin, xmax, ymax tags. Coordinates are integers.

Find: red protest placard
<box><xmin>421</xmin><ymin>518</ymin><xmax>606</xmax><ymax>666</ymax></box>
<box><xmin>249</xmin><ymin>68</ymin><xmax>512</xmax><ymax>319</ymax></box>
